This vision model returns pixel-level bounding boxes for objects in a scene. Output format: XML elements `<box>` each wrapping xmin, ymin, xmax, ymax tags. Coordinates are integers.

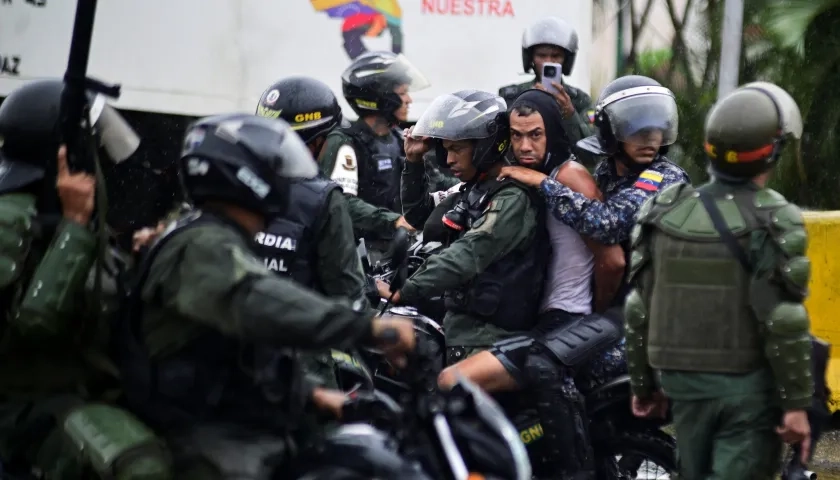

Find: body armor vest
<box><xmin>342</xmin><ymin>122</ymin><xmax>405</xmax><ymax>212</ymax></box>
<box><xmin>116</xmin><ymin>211</ymin><xmax>305</xmax><ymax>432</ymax></box>
<box><xmin>646</xmin><ymin>186</ymin><xmax>766</xmax><ymax>373</ymax></box>
<box><xmin>431</xmin><ymin>179</ymin><xmax>549</xmax><ymax>332</ymax></box>
<box><xmin>253</xmin><ymin>177</ymin><xmax>338</xmax><ymax>291</ymax></box>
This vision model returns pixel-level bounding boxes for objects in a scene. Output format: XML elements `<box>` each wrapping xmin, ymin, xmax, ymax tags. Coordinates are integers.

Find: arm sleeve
<box><xmin>623</xmin><ymin>201</ymin><xmax>658</xmax><ymax>398</ymax></box>
<box><xmin>314</xmin><ymin>190</ymin><xmax>369</xmax><ymax>306</ymax></box>
<box><xmin>539</xmin><ymin>165</ymin><xmax>686</xmax><ymax>245</ymax></box>
<box><xmin>345</xmin><ymin>195</ymin><xmax>401</xmax><ymax>235</ymax></box>
<box><xmin>166</xmin><ymin>233</ymin><xmax>374</xmax><ymax>351</ymax></box>
<box><xmin>561</xmin><ymin>90</ymin><xmax>594</xmax><ymax>147</ymax></box>
<box><xmin>399</xmin><ymin>188</ymin><xmax>536</xmax><ymax>303</ymax></box>
<box><xmin>749</xmin><ymin>203</ymin><xmax>813</xmax><ymax>411</ymax></box>
<box><xmin>400</xmin><ymin>159</ymin><xmax>436</xmax><ymax>228</ymax></box>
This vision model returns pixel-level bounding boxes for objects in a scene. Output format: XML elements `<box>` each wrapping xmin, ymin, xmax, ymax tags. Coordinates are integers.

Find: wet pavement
<box><xmin>812</xmin><ymin>431</ymin><xmax>840</xmax><ymax>478</ymax></box>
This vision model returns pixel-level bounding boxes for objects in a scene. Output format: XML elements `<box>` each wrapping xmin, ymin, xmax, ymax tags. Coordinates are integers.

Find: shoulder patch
<box><xmin>634</xmin><ymin>169</ymin><xmax>664</xmax><ymax>192</ymax></box>
<box><xmin>330</xmin><ymin>145</ymin><xmax>359</xmax><ymax>196</ymax></box>
<box><xmin>586</xmin><ymin>109</ymin><xmax>596</xmax><ymax>124</ymax></box>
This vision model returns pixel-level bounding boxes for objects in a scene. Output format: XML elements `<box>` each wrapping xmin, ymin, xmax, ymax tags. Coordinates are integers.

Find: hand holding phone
<box><xmin>541</xmin><ymin>62</ymin><xmax>563</xmax><ymax>95</ymax></box>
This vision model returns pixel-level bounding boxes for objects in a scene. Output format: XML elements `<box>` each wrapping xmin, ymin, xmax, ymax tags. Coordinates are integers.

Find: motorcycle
<box><xmin>298</xmin><ymin>230</ymin><xmax>532</xmax><ymax>480</ymax></box>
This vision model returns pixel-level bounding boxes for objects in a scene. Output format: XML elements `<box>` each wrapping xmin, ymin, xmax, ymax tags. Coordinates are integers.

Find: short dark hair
<box><xmin>512</xmin><ymin>104</ymin><xmax>536</xmax><ymax>116</ymax></box>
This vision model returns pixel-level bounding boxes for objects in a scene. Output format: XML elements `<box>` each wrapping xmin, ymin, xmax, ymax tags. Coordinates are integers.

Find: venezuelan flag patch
<box><xmin>586</xmin><ymin>109</ymin><xmax>596</xmax><ymax>124</ymax></box>
<box><xmin>634</xmin><ymin>170</ymin><xmax>663</xmax><ymax>192</ymax></box>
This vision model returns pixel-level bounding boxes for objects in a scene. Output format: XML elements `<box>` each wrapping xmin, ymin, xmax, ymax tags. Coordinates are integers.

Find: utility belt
<box><xmin>444</xmin><ymin>287</ymin><xmax>537</xmax><ymax>333</ymax></box>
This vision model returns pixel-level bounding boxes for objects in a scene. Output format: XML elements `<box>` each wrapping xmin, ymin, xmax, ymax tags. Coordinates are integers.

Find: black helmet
<box><xmin>341</xmin><ymin>51</ymin><xmax>429</xmax><ymax>120</ymax></box>
<box><xmin>704</xmin><ymin>82</ymin><xmax>802</xmax><ymax>181</ymax></box>
<box><xmin>256</xmin><ymin>76</ymin><xmax>343</xmax><ymax>145</ymax></box>
<box><xmin>576</xmin><ymin>75</ymin><xmax>678</xmax><ymax>158</ymax></box>
<box><xmin>179</xmin><ymin>113</ymin><xmax>318</xmax><ymax>218</ymax></box>
<box><xmin>411</xmin><ymin>90</ymin><xmax>509</xmax><ymax>174</ymax></box>
<box><xmin>521</xmin><ymin>17</ymin><xmax>579</xmax><ymax>76</ymax></box>
<box><xmin>0</xmin><ymin>79</ymin><xmax>139</xmax><ymax>192</ymax></box>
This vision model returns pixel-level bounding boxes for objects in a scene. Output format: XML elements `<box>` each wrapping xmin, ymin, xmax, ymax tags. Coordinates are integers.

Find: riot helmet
<box><xmin>179</xmin><ymin>114</ymin><xmax>318</xmax><ymax>219</ymax></box>
<box><xmin>256</xmin><ymin>76</ymin><xmax>343</xmax><ymax>146</ymax></box>
<box><xmin>341</xmin><ymin>51</ymin><xmax>430</xmax><ymax>122</ymax></box>
<box><xmin>412</xmin><ymin>90</ymin><xmax>510</xmax><ymax>176</ymax></box>
<box><xmin>577</xmin><ymin>75</ymin><xmax>678</xmax><ymax>163</ymax></box>
<box><xmin>704</xmin><ymin>82</ymin><xmax>802</xmax><ymax>182</ymax></box>
<box><xmin>522</xmin><ymin>17</ymin><xmax>579</xmax><ymax>76</ymax></box>
<box><xmin>0</xmin><ymin>79</ymin><xmax>140</xmax><ymax>193</ymax></box>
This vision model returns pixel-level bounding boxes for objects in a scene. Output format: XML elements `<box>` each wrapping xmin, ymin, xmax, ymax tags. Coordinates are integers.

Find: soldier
<box><xmin>379</xmin><ymin>90</ymin><xmax>548</xmax><ymax>364</ymax></box>
<box><xmin>319</xmin><ymin>51</ymin><xmax>428</xmax><ymax>238</ymax></box>
<box><xmin>499</xmin><ymin>17</ymin><xmax>593</xmax><ymax>151</ymax></box>
<box><xmin>117</xmin><ymin>113</ymin><xmax>416</xmax><ymax>478</ymax></box>
<box><xmin>625</xmin><ymin>82</ymin><xmax>813</xmax><ymax>478</ymax></box>
<box><xmin>0</xmin><ymin>79</ymin><xmax>172</xmax><ymax>478</ymax></box>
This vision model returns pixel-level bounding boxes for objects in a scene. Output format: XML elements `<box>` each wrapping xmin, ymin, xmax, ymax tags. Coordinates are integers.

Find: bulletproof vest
<box><xmin>115</xmin><ymin>210</ymin><xmax>306</xmax><ymax>432</ymax></box>
<box><xmin>435</xmin><ymin>178</ymin><xmax>549</xmax><ymax>332</ymax></box>
<box><xmin>646</xmin><ymin>185</ymin><xmax>766</xmax><ymax>373</ymax></box>
<box><xmin>253</xmin><ymin>177</ymin><xmax>338</xmax><ymax>291</ymax></box>
<box><xmin>343</xmin><ymin>122</ymin><xmax>405</xmax><ymax>211</ymax></box>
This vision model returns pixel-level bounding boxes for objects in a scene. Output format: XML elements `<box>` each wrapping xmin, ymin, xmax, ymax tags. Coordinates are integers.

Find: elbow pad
<box><xmin>765</xmin><ymin>302</ymin><xmax>813</xmax><ymax>408</ymax></box>
<box><xmin>624</xmin><ymin>288</ymin><xmax>654</xmax><ymax>395</ymax></box>
<box><xmin>14</xmin><ymin>221</ymin><xmax>96</xmax><ymax>337</ymax></box>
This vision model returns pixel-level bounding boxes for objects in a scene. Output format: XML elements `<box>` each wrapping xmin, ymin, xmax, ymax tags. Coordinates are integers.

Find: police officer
<box><xmin>256</xmin><ymin>76</ymin><xmax>371</xmax><ymax>387</ymax></box>
<box><xmin>625</xmin><ymin>82</ymin><xmax>813</xmax><ymax>478</ymax></box>
<box><xmin>118</xmin><ymin>113</ymin><xmax>416</xmax><ymax>478</ymax></box>
<box><xmin>319</xmin><ymin>51</ymin><xmax>429</xmax><ymax>236</ymax></box>
<box><xmin>0</xmin><ymin>79</ymin><xmax>171</xmax><ymax>478</ymax></box>
<box><xmin>257</xmin><ymin>75</ymin><xmax>416</xmax><ymax>241</ymax></box>
<box><xmin>499</xmin><ymin>17</ymin><xmax>593</xmax><ymax>149</ymax></box>
<box><xmin>379</xmin><ymin>90</ymin><xmax>548</xmax><ymax>363</ymax></box>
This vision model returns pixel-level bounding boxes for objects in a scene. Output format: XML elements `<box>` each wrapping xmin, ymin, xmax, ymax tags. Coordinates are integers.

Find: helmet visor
<box><xmin>342</xmin><ymin>53</ymin><xmax>430</xmax><ymax>93</ymax></box>
<box><xmin>412</xmin><ymin>93</ymin><xmax>504</xmax><ymax>141</ymax></box>
<box><xmin>605</xmin><ymin>93</ymin><xmax>678</xmax><ymax>148</ymax></box>
<box><xmin>88</xmin><ymin>94</ymin><xmax>141</xmax><ymax>163</ymax></box>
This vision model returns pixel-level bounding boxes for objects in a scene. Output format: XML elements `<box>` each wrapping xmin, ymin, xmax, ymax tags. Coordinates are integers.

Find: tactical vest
<box><xmin>644</xmin><ymin>185</ymin><xmax>766</xmax><ymax>373</ymax></box>
<box><xmin>340</xmin><ymin>121</ymin><xmax>405</xmax><ymax>212</ymax></box>
<box><xmin>116</xmin><ymin>210</ymin><xmax>307</xmax><ymax>432</ymax></box>
<box><xmin>432</xmin><ymin>179</ymin><xmax>549</xmax><ymax>332</ymax></box>
<box><xmin>253</xmin><ymin>178</ymin><xmax>339</xmax><ymax>291</ymax></box>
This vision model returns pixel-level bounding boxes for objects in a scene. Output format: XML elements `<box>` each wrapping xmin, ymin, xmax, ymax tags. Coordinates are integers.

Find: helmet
<box><xmin>255</xmin><ymin>76</ymin><xmax>343</xmax><ymax>145</ymax></box>
<box><xmin>521</xmin><ymin>17</ymin><xmax>579</xmax><ymax>76</ymax></box>
<box><xmin>178</xmin><ymin>113</ymin><xmax>318</xmax><ymax>218</ymax></box>
<box><xmin>341</xmin><ymin>51</ymin><xmax>430</xmax><ymax>120</ymax></box>
<box><xmin>411</xmin><ymin>90</ymin><xmax>509</xmax><ymax>174</ymax></box>
<box><xmin>0</xmin><ymin>79</ymin><xmax>139</xmax><ymax>192</ymax></box>
<box><xmin>704</xmin><ymin>82</ymin><xmax>803</xmax><ymax>181</ymax></box>
<box><xmin>576</xmin><ymin>75</ymin><xmax>678</xmax><ymax>158</ymax></box>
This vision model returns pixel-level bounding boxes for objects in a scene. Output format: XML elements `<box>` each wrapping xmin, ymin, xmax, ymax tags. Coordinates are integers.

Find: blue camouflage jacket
<box><xmin>539</xmin><ymin>155</ymin><xmax>690</xmax><ymax>245</ymax></box>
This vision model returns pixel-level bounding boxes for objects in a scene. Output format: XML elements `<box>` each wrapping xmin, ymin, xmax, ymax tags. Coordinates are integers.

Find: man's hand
<box><xmin>534</xmin><ymin>82</ymin><xmax>576</xmax><ymax>119</ymax></box>
<box><xmin>631</xmin><ymin>391</ymin><xmax>669</xmax><ymax>419</ymax></box>
<box><xmin>497</xmin><ymin>165</ymin><xmax>548</xmax><ymax>187</ymax></box>
<box><xmin>132</xmin><ymin>222</ymin><xmax>167</xmax><ymax>253</ymax></box>
<box><xmin>311</xmin><ymin>387</ymin><xmax>348</xmax><ymax>419</ymax></box>
<box><xmin>777</xmin><ymin>409</ymin><xmax>811</xmax><ymax>463</ymax></box>
<box><xmin>56</xmin><ymin>145</ymin><xmax>96</xmax><ymax>225</ymax></box>
<box><xmin>376</xmin><ymin>278</ymin><xmax>401</xmax><ymax>302</ymax></box>
<box><xmin>371</xmin><ymin>315</ymin><xmax>416</xmax><ymax>368</ymax></box>
<box><xmin>403</xmin><ymin>126</ymin><xmax>432</xmax><ymax>163</ymax></box>
<box><xmin>395</xmin><ymin>215</ymin><xmax>416</xmax><ymax>233</ymax></box>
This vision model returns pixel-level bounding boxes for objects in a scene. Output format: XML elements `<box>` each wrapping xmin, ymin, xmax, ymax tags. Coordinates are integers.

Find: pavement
<box><xmin>812</xmin><ymin>430</ymin><xmax>840</xmax><ymax>478</ymax></box>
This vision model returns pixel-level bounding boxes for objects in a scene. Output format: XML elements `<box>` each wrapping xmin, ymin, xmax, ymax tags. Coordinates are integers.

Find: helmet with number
<box><xmin>341</xmin><ymin>51</ymin><xmax>430</xmax><ymax>121</ymax></box>
<box><xmin>704</xmin><ymin>82</ymin><xmax>803</xmax><ymax>181</ymax></box>
<box><xmin>521</xmin><ymin>17</ymin><xmax>579</xmax><ymax>76</ymax></box>
<box><xmin>576</xmin><ymin>75</ymin><xmax>678</xmax><ymax>160</ymax></box>
<box><xmin>0</xmin><ymin>79</ymin><xmax>139</xmax><ymax>193</ymax></box>
<box><xmin>412</xmin><ymin>90</ymin><xmax>509</xmax><ymax>173</ymax></box>
<box><xmin>179</xmin><ymin>113</ymin><xmax>318</xmax><ymax>218</ymax></box>
<box><xmin>256</xmin><ymin>76</ymin><xmax>343</xmax><ymax>146</ymax></box>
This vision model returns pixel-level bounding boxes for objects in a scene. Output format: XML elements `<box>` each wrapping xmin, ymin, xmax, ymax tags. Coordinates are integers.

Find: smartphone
<box><xmin>541</xmin><ymin>62</ymin><xmax>563</xmax><ymax>94</ymax></box>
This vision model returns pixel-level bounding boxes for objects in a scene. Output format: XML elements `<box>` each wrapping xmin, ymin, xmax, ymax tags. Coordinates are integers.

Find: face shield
<box><xmin>344</xmin><ymin>53</ymin><xmax>431</xmax><ymax>93</ymax></box>
<box><xmin>412</xmin><ymin>93</ymin><xmax>504</xmax><ymax>141</ymax></box>
<box><xmin>600</xmin><ymin>86</ymin><xmax>678</xmax><ymax>148</ymax></box>
<box><xmin>87</xmin><ymin>94</ymin><xmax>141</xmax><ymax>163</ymax></box>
